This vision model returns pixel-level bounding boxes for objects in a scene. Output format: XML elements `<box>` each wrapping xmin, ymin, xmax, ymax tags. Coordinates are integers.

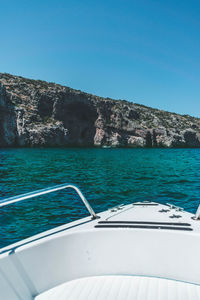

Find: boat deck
<box><xmin>1</xmin><ymin>201</ymin><xmax>200</xmax><ymax>255</ymax></box>
<box><xmin>1</xmin><ymin>200</ymin><xmax>200</xmax><ymax>300</ymax></box>
<box><xmin>36</xmin><ymin>275</ymin><xmax>200</xmax><ymax>300</ymax></box>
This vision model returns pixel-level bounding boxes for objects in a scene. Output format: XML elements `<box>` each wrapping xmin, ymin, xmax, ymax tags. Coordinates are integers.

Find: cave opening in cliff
<box><xmin>56</xmin><ymin>101</ymin><xmax>98</xmax><ymax>146</ymax></box>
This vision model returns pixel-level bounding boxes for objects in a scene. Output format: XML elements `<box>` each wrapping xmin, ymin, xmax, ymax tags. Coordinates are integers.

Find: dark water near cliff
<box><xmin>0</xmin><ymin>148</ymin><xmax>200</xmax><ymax>248</ymax></box>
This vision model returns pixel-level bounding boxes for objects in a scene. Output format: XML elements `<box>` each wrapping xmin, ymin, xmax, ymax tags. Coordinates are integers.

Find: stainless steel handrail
<box><xmin>194</xmin><ymin>204</ymin><xmax>200</xmax><ymax>220</ymax></box>
<box><xmin>0</xmin><ymin>184</ymin><xmax>99</xmax><ymax>219</ymax></box>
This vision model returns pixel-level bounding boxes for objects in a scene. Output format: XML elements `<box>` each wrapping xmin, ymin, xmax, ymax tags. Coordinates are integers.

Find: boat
<box><xmin>1</xmin><ymin>183</ymin><xmax>200</xmax><ymax>299</ymax></box>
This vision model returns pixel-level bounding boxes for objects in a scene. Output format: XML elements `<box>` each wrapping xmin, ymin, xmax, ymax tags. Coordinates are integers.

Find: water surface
<box><xmin>0</xmin><ymin>148</ymin><xmax>200</xmax><ymax>248</ymax></box>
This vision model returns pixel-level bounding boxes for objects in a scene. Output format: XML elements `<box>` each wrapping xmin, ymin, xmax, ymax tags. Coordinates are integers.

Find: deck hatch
<box><xmin>95</xmin><ymin>224</ymin><xmax>193</xmax><ymax>231</ymax></box>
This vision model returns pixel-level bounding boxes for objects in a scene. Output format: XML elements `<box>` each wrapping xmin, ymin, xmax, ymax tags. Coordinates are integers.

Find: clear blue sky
<box><xmin>1</xmin><ymin>0</ymin><xmax>200</xmax><ymax>116</ymax></box>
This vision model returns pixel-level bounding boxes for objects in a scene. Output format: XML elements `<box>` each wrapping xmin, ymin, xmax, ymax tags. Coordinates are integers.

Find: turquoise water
<box><xmin>0</xmin><ymin>148</ymin><xmax>200</xmax><ymax>248</ymax></box>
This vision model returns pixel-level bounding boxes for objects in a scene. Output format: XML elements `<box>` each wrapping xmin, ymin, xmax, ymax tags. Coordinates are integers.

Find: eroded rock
<box><xmin>0</xmin><ymin>73</ymin><xmax>200</xmax><ymax>148</ymax></box>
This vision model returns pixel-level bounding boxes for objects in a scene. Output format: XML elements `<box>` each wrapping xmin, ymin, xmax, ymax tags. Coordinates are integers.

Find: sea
<box><xmin>0</xmin><ymin>148</ymin><xmax>200</xmax><ymax>248</ymax></box>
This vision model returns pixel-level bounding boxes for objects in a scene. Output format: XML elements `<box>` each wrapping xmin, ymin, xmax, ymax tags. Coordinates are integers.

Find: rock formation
<box><xmin>0</xmin><ymin>73</ymin><xmax>200</xmax><ymax>148</ymax></box>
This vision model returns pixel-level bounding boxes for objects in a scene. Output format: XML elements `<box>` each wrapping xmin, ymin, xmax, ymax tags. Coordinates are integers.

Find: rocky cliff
<box><xmin>0</xmin><ymin>73</ymin><xmax>200</xmax><ymax>148</ymax></box>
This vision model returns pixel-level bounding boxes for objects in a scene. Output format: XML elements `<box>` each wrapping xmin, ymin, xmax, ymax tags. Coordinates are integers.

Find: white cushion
<box><xmin>35</xmin><ymin>275</ymin><xmax>200</xmax><ymax>300</ymax></box>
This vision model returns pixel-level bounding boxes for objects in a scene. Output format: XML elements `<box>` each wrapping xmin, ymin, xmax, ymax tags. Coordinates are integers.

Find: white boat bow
<box><xmin>1</xmin><ymin>184</ymin><xmax>200</xmax><ymax>300</ymax></box>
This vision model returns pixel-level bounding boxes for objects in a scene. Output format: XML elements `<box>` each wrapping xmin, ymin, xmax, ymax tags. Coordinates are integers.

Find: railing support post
<box><xmin>194</xmin><ymin>204</ymin><xmax>200</xmax><ymax>220</ymax></box>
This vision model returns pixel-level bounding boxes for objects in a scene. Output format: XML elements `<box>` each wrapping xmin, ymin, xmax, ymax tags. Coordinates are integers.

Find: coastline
<box><xmin>0</xmin><ymin>73</ymin><xmax>200</xmax><ymax>149</ymax></box>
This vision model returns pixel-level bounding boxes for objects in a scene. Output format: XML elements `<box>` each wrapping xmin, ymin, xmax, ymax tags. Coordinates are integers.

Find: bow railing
<box><xmin>0</xmin><ymin>184</ymin><xmax>99</xmax><ymax>220</ymax></box>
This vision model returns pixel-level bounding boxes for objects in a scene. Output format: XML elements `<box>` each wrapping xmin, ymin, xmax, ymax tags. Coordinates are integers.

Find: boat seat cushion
<box><xmin>35</xmin><ymin>275</ymin><xmax>200</xmax><ymax>300</ymax></box>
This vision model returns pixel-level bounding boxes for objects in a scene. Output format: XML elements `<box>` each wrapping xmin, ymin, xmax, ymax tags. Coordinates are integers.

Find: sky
<box><xmin>0</xmin><ymin>0</ymin><xmax>200</xmax><ymax>117</ymax></box>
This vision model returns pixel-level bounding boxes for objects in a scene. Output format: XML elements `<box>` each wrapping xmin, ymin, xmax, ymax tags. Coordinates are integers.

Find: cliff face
<box><xmin>0</xmin><ymin>73</ymin><xmax>200</xmax><ymax>148</ymax></box>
